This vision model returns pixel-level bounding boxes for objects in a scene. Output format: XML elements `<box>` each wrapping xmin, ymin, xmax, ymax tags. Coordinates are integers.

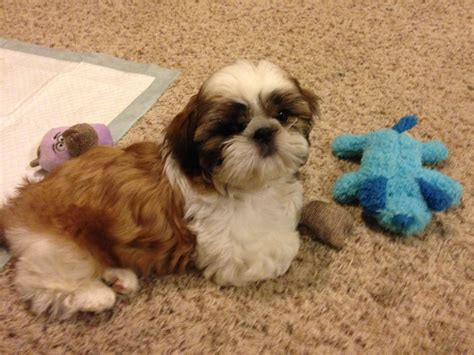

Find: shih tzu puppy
<box><xmin>1</xmin><ymin>60</ymin><xmax>319</xmax><ymax>318</ymax></box>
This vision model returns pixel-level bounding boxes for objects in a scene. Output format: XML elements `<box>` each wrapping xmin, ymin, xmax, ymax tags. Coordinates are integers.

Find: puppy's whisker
<box><xmin>287</xmin><ymin>118</ymin><xmax>298</xmax><ymax>130</ymax></box>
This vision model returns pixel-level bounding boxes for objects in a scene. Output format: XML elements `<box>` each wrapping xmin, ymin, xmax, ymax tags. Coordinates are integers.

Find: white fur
<box><xmin>215</xmin><ymin>129</ymin><xmax>309</xmax><ymax>190</ymax></box>
<box><xmin>165</xmin><ymin>156</ymin><xmax>303</xmax><ymax>286</ymax></box>
<box><xmin>203</xmin><ymin>60</ymin><xmax>294</xmax><ymax>106</ymax></box>
<box><xmin>5</xmin><ymin>228</ymin><xmax>138</xmax><ymax>318</ymax></box>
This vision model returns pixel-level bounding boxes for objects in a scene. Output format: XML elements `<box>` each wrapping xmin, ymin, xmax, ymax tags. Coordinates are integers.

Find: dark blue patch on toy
<box><xmin>359</xmin><ymin>176</ymin><xmax>387</xmax><ymax>215</ymax></box>
<box><xmin>392</xmin><ymin>214</ymin><xmax>416</xmax><ymax>229</ymax></box>
<box><xmin>392</xmin><ymin>114</ymin><xmax>418</xmax><ymax>133</ymax></box>
<box><xmin>417</xmin><ymin>178</ymin><xmax>452</xmax><ymax>211</ymax></box>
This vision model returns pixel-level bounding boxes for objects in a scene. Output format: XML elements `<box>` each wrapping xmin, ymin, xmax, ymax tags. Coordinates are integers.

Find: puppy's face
<box><xmin>166</xmin><ymin>60</ymin><xmax>319</xmax><ymax>191</ymax></box>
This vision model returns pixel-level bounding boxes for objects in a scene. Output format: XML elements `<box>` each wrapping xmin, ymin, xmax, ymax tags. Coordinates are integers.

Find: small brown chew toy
<box><xmin>299</xmin><ymin>200</ymin><xmax>354</xmax><ymax>250</ymax></box>
<box><xmin>61</xmin><ymin>123</ymin><xmax>100</xmax><ymax>157</ymax></box>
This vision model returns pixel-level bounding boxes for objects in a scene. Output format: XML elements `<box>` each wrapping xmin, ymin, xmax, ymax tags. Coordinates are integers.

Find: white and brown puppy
<box><xmin>1</xmin><ymin>60</ymin><xmax>319</xmax><ymax>318</ymax></box>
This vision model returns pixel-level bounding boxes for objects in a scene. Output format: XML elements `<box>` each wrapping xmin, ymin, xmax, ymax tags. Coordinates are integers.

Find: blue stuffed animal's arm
<box><xmin>417</xmin><ymin>168</ymin><xmax>463</xmax><ymax>212</ymax></box>
<box><xmin>333</xmin><ymin>172</ymin><xmax>363</xmax><ymax>204</ymax></box>
<box><xmin>332</xmin><ymin>134</ymin><xmax>367</xmax><ymax>159</ymax></box>
<box><xmin>422</xmin><ymin>140</ymin><xmax>448</xmax><ymax>165</ymax></box>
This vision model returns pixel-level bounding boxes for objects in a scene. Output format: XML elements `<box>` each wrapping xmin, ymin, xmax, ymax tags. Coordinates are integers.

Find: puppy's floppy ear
<box><xmin>293</xmin><ymin>78</ymin><xmax>321</xmax><ymax>119</ymax></box>
<box><xmin>165</xmin><ymin>94</ymin><xmax>201</xmax><ymax>176</ymax></box>
<box><xmin>300</xmin><ymin>87</ymin><xmax>320</xmax><ymax>119</ymax></box>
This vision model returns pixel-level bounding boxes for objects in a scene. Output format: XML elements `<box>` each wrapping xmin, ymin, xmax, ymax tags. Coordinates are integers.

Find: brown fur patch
<box><xmin>165</xmin><ymin>93</ymin><xmax>249</xmax><ymax>183</ymax></box>
<box><xmin>261</xmin><ymin>84</ymin><xmax>319</xmax><ymax>139</ymax></box>
<box><xmin>2</xmin><ymin>142</ymin><xmax>196</xmax><ymax>276</ymax></box>
<box><xmin>292</xmin><ymin>78</ymin><xmax>321</xmax><ymax>119</ymax></box>
<box><xmin>165</xmin><ymin>94</ymin><xmax>202</xmax><ymax>177</ymax></box>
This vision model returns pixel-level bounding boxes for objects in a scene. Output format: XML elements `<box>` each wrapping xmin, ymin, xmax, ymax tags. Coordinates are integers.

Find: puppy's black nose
<box><xmin>253</xmin><ymin>127</ymin><xmax>276</xmax><ymax>144</ymax></box>
<box><xmin>253</xmin><ymin>127</ymin><xmax>277</xmax><ymax>157</ymax></box>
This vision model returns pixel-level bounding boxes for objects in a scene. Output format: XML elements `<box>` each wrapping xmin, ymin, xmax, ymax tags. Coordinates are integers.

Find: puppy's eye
<box><xmin>217</xmin><ymin>122</ymin><xmax>245</xmax><ymax>136</ymax></box>
<box><xmin>230</xmin><ymin>123</ymin><xmax>245</xmax><ymax>134</ymax></box>
<box><xmin>275</xmin><ymin>110</ymin><xmax>289</xmax><ymax>122</ymax></box>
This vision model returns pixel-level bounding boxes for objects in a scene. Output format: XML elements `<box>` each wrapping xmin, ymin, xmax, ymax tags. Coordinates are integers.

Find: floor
<box><xmin>1</xmin><ymin>1</ymin><xmax>473</xmax><ymax>353</ymax></box>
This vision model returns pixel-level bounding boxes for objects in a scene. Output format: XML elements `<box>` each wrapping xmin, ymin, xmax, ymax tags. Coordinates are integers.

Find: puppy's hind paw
<box><xmin>102</xmin><ymin>268</ymin><xmax>139</xmax><ymax>295</ymax></box>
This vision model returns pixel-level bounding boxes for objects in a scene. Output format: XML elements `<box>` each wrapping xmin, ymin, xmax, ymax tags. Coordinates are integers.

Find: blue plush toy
<box><xmin>332</xmin><ymin>114</ymin><xmax>463</xmax><ymax>235</ymax></box>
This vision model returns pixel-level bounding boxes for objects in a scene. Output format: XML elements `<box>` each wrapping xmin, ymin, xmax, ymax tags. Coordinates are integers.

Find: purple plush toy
<box><xmin>30</xmin><ymin>123</ymin><xmax>114</xmax><ymax>172</ymax></box>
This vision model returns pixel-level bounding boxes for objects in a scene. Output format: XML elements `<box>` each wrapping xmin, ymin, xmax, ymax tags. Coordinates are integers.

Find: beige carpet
<box><xmin>1</xmin><ymin>1</ymin><xmax>473</xmax><ymax>353</ymax></box>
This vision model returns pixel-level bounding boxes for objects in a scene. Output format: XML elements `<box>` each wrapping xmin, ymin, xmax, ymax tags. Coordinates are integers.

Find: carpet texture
<box><xmin>1</xmin><ymin>1</ymin><xmax>473</xmax><ymax>353</ymax></box>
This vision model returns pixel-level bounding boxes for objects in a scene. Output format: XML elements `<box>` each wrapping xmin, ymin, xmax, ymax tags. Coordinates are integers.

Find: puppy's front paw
<box><xmin>203</xmin><ymin>256</ymin><xmax>292</xmax><ymax>287</ymax></box>
<box><xmin>102</xmin><ymin>268</ymin><xmax>139</xmax><ymax>295</ymax></box>
<box><xmin>68</xmin><ymin>281</ymin><xmax>116</xmax><ymax>314</ymax></box>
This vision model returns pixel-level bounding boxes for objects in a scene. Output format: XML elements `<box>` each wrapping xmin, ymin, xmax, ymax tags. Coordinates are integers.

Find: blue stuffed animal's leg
<box><xmin>417</xmin><ymin>168</ymin><xmax>463</xmax><ymax>212</ymax></box>
<box><xmin>422</xmin><ymin>140</ymin><xmax>448</xmax><ymax>165</ymax></box>
<box><xmin>332</xmin><ymin>134</ymin><xmax>367</xmax><ymax>159</ymax></box>
<box><xmin>333</xmin><ymin>172</ymin><xmax>363</xmax><ymax>204</ymax></box>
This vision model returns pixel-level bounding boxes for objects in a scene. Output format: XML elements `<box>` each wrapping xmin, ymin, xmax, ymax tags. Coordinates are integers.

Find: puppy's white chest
<box><xmin>188</xmin><ymin>178</ymin><xmax>303</xmax><ymax>286</ymax></box>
